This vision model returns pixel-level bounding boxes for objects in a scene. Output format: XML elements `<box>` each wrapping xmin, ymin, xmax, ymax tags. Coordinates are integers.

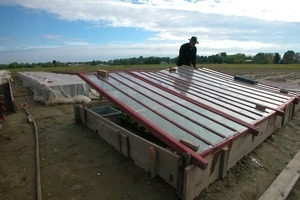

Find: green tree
<box><xmin>273</xmin><ymin>53</ymin><xmax>281</xmax><ymax>64</ymax></box>
<box><xmin>282</xmin><ymin>50</ymin><xmax>296</xmax><ymax>63</ymax></box>
<box><xmin>233</xmin><ymin>53</ymin><xmax>246</xmax><ymax>64</ymax></box>
<box><xmin>253</xmin><ymin>53</ymin><xmax>272</xmax><ymax>64</ymax></box>
<box><xmin>8</xmin><ymin>62</ymin><xmax>20</xmax><ymax>68</ymax></box>
<box><xmin>52</xmin><ymin>60</ymin><xmax>57</xmax><ymax>67</ymax></box>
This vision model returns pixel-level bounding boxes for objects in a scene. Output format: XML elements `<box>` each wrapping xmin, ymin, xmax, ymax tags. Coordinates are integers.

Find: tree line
<box><xmin>1</xmin><ymin>50</ymin><xmax>299</xmax><ymax>69</ymax></box>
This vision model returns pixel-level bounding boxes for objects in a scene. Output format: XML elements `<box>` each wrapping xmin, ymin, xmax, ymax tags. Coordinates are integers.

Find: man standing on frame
<box><xmin>176</xmin><ymin>36</ymin><xmax>199</xmax><ymax>69</ymax></box>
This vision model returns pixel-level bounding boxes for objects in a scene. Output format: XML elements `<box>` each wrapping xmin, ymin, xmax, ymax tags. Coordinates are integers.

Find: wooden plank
<box><xmin>219</xmin><ymin>147</ymin><xmax>229</xmax><ymax>179</ymax></box>
<box><xmin>0</xmin><ymin>81</ymin><xmax>16</xmax><ymax>113</ymax></box>
<box><xmin>179</xmin><ymin>138</ymin><xmax>199</xmax><ymax>151</ymax></box>
<box><xmin>259</xmin><ymin>150</ymin><xmax>300</xmax><ymax>200</ymax></box>
<box><xmin>96</xmin><ymin>119</ymin><xmax>121</xmax><ymax>152</ymax></box>
<box><xmin>80</xmin><ymin>106</ymin><xmax>181</xmax><ymax>188</ymax></box>
<box><xmin>97</xmin><ymin>69</ymin><xmax>109</xmax><ymax>78</ymax></box>
<box><xmin>120</xmin><ymin>134</ymin><xmax>129</xmax><ymax>157</ymax></box>
<box><xmin>150</xmin><ymin>146</ymin><xmax>158</xmax><ymax>177</ymax></box>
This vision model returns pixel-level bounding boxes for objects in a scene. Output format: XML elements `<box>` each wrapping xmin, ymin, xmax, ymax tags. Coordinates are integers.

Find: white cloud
<box><xmin>0</xmin><ymin>0</ymin><xmax>299</xmax><ymax>63</ymax></box>
<box><xmin>0</xmin><ymin>39</ymin><xmax>287</xmax><ymax>64</ymax></box>
<box><xmin>42</xmin><ymin>34</ymin><xmax>63</xmax><ymax>40</ymax></box>
<box><xmin>2</xmin><ymin>0</ymin><xmax>298</xmax><ymax>44</ymax></box>
<box><xmin>2</xmin><ymin>0</ymin><xmax>299</xmax><ymax>23</ymax></box>
<box><xmin>41</xmin><ymin>34</ymin><xmax>92</xmax><ymax>46</ymax></box>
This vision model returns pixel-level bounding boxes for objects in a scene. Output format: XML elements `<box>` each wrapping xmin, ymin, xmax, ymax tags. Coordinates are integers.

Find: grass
<box><xmin>205</xmin><ymin>63</ymin><xmax>300</xmax><ymax>70</ymax></box>
<box><xmin>7</xmin><ymin>64</ymin><xmax>169</xmax><ymax>75</ymax></box>
<box><xmin>6</xmin><ymin>63</ymin><xmax>300</xmax><ymax>75</ymax></box>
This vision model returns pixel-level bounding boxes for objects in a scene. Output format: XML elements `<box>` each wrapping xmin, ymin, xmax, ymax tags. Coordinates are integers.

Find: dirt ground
<box><xmin>1</xmin><ymin>68</ymin><xmax>300</xmax><ymax>200</ymax></box>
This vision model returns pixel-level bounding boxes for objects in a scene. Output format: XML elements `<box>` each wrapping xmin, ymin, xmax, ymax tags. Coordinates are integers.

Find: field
<box><xmin>1</xmin><ymin>64</ymin><xmax>300</xmax><ymax>200</ymax></box>
<box><xmin>6</xmin><ymin>63</ymin><xmax>300</xmax><ymax>74</ymax></box>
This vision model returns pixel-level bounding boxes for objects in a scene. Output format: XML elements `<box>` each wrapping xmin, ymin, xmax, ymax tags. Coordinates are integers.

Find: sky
<box><xmin>0</xmin><ymin>0</ymin><xmax>299</xmax><ymax>64</ymax></box>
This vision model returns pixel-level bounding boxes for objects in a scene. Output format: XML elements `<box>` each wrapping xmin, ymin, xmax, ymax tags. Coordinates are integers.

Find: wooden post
<box><xmin>219</xmin><ymin>147</ymin><xmax>230</xmax><ymax>179</ymax></box>
<box><xmin>150</xmin><ymin>146</ymin><xmax>158</xmax><ymax>177</ymax></box>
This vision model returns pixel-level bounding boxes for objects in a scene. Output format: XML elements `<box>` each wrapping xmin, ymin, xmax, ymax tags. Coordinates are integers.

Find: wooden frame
<box><xmin>74</xmin><ymin>99</ymin><xmax>297</xmax><ymax>200</ymax></box>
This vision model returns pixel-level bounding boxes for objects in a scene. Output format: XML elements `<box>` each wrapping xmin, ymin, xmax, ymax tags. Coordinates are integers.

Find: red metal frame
<box><xmin>78</xmin><ymin>72</ymin><xmax>208</xmax><ymax>170</ymax></box>
<box><xmin>160</xmin><ymin>70</ymin><xmax>285</xmax><ymax>116</ymax></box>
<box><xmin>125</xmin><ymin>69</ymin><xmax>260</xmax><ymax>136</ymax></box>
<box><xmin>77</xmin><ymin>67</ymin><xmax>300</xmax><ymax>169</ymax></box>
<box><xmin>145</xmin><ymin>71</ymin><xmax>261</xmax><ymax>120</ymax></box>
<box><xmin>114</xmin><ymin>72</ymin><xmax>228</xmax><ymax>139</ymax></box>
<box><xmin>109</xmin><ymin>73</ymin><xmax>213</xmax><ymax>145</ymax></box>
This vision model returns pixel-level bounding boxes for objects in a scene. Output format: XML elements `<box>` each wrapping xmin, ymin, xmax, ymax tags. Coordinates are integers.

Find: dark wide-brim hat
<box><xmin>189</xmin><ymin>36</ymin><xmax>199</xmax><ymax>44</ymax></box>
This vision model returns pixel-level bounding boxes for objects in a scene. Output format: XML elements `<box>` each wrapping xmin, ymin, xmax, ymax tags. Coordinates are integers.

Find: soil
<box><xmin>1</xmin><ymin>68</ymin><xmax>300</xmax><ymax>200</ymax></box>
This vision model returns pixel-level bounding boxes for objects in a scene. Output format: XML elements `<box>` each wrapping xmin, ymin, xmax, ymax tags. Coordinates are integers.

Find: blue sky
<box><xmin>0</xmin><ymin>0</ymin><xmax>299</xmax><ymax>64</ymax></box>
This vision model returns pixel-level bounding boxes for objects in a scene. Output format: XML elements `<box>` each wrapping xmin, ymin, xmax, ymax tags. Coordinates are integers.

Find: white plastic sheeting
<box><xmin>16</xmin><ymin>72</ymin><xmax>98</xmax><ymax>105</ymax></box>
<box><xmin>0</xmin><ymin>70</ymin><xmax>12</xmax><ymax>85</ymax></box>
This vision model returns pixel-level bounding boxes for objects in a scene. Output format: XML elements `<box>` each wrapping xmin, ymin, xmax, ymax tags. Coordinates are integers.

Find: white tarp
<box><xmin>0</xmin><ymin>70</ymin><xmax>12</xmax><ymax>85</ymax></box>
<box><xmin>16</xmin><ymin>72</ymin><xmax>98</xmax><ymax>105</ymax></box>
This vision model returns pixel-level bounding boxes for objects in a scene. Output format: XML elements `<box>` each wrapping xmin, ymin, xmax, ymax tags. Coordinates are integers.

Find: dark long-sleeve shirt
<box><xmin>176</xmin><ymin>42</ymin><xmax>197</xmax><ymax>67</ymax></box>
